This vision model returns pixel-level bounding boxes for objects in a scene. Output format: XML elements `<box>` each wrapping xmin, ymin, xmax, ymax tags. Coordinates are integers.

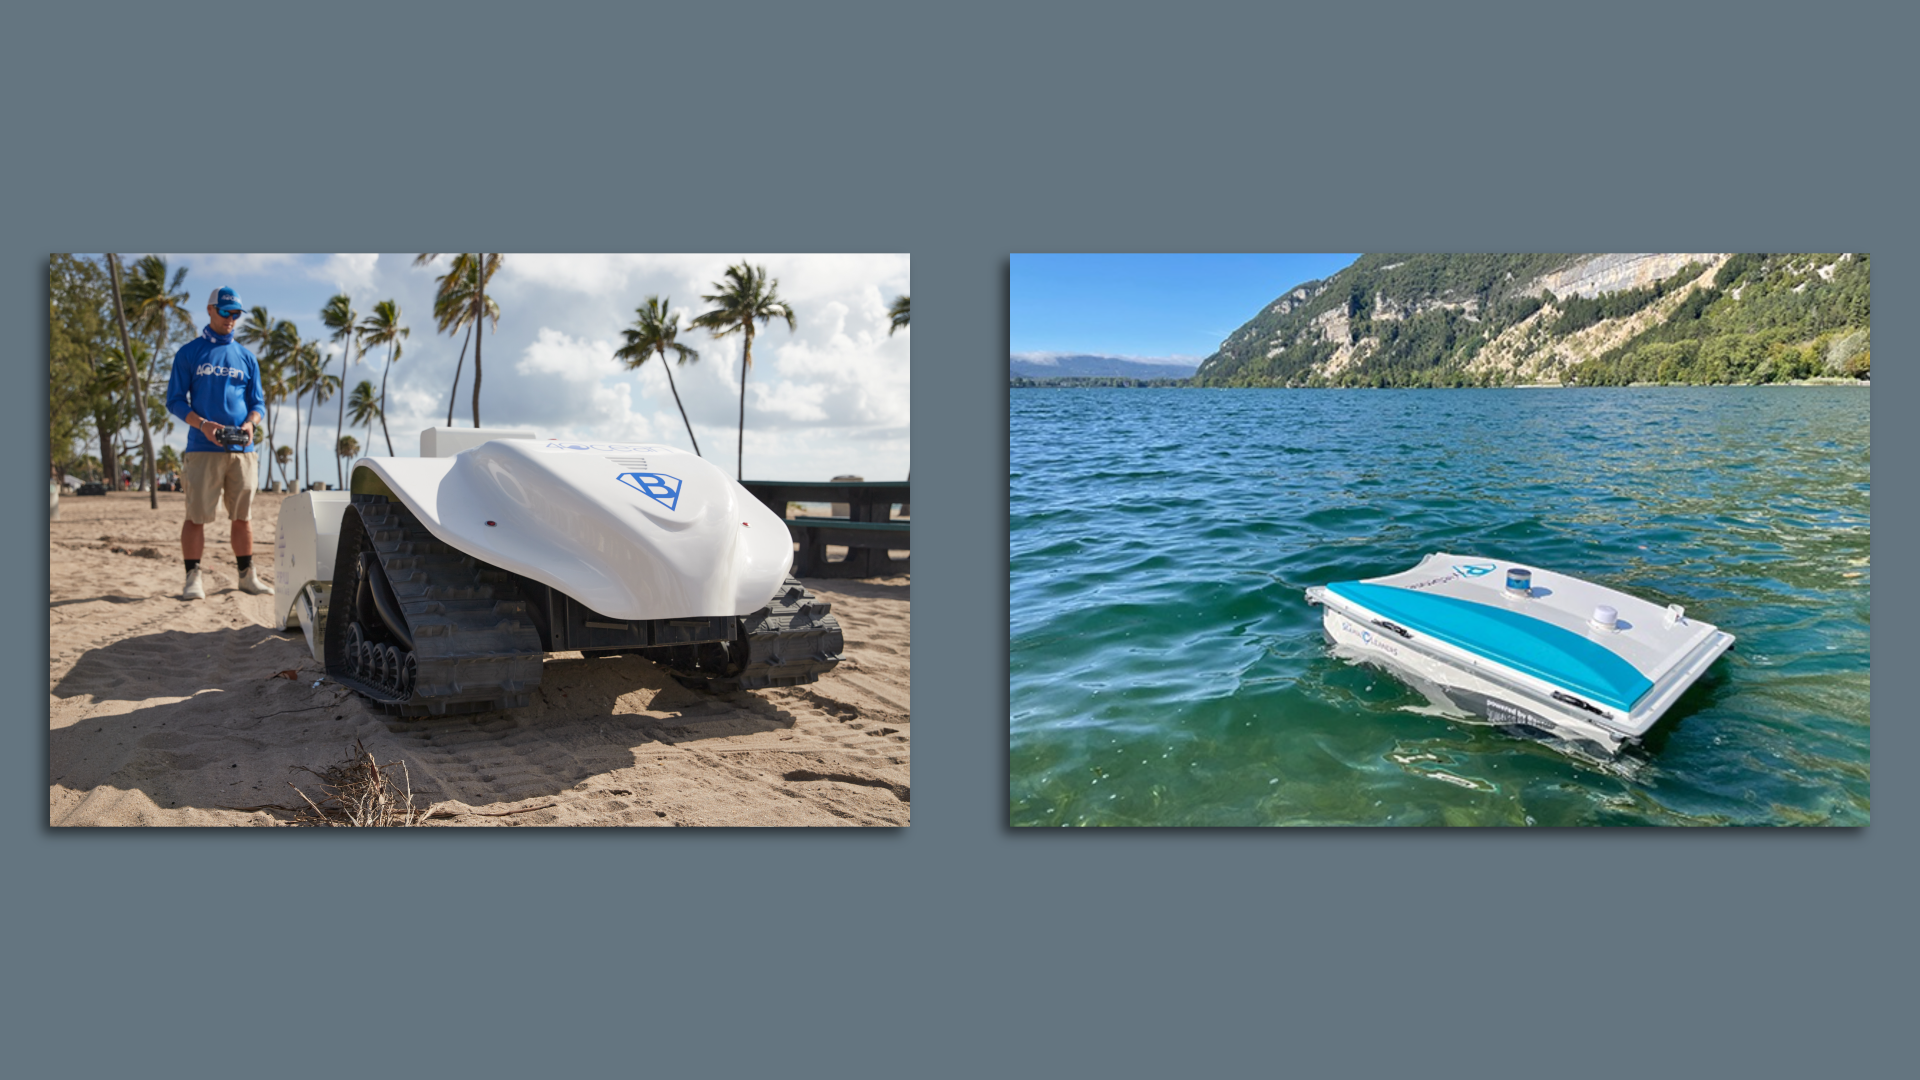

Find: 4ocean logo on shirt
<box><xmin>195</xmin><ymin>363</ymin><xmax>248</xmax><ymax>378</ymax></box>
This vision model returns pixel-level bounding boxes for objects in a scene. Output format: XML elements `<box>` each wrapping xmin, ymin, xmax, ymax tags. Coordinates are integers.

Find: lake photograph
<box><xmin>1009</xmin><ymin>253</ymin><xmax>1870</xmax><ymax>827</ymax></box>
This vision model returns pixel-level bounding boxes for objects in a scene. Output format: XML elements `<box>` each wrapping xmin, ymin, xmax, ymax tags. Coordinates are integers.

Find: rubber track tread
<box><xmin>669</xmin><ymin>576</ymin><xmax>845</xmax><ymax>693</ymax></box>
<box><xmin>325</xmin><ymin>497</ymin><xmax>545</xmax><ymax>716</ymax></box>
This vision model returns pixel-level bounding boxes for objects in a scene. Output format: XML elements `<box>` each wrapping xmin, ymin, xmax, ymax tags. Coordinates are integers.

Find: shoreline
<box><xmin>1010</xmin><ymin>379</ymin><xmax>1868</xmax><ymax>389</ymax></box>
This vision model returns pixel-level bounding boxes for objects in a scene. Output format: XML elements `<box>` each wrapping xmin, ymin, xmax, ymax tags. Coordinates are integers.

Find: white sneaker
<box><xmin>182</xmin><ymin>568</ymin><xmax>205</xmax><ymax>600</ymax></box>
<box><xmin>238</xmin><ymin>566</ymin><xmax>269</xmax><ymax>595</ymax></box>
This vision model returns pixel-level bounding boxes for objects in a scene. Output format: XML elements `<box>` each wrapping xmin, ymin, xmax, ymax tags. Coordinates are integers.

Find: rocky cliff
<box><xmin>1193</xmin><ymin>253</ymin><xmax>1869</xmax><ymax>387</ymax></box>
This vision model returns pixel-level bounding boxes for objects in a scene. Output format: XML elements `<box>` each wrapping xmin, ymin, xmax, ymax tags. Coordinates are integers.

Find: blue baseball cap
<box><xmin>206</xmin><ymin>286</ymin><xmax>243</xmax><ymax>315</ymax></box>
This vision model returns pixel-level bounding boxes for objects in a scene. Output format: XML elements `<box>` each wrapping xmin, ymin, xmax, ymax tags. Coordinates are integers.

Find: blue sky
<box><xmin>106</xmin><ymin>254</ymin><xmax>910</xmax><ymax>483</ymax></box>
<box><xmin>1010</xmin><ymin>253</ymin><xmax>1360</xmax><ymax>360</ymax></box>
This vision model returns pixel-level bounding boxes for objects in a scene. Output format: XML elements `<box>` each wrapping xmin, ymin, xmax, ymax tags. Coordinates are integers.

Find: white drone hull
<box><xmin>276</xmin><ymin>431</ymin><xmax>795</xmax><ymax>662</ymax></box>
<box><xmin>1307</xmin><ymin>554</ymin><xmax>1734</xmax><ymax>755</ymax></box>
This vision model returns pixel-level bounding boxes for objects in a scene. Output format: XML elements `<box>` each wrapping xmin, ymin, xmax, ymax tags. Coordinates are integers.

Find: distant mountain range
<box><xmin>1009</xmin><ymin>353</ymin><xmax>1202</xmax><ymax>379</ymax></box>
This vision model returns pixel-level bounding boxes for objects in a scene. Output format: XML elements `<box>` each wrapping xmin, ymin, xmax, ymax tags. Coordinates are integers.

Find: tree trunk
<box><xmin>104</xmin><ymin>255</ymin><xmax>158</xmax><ymax>509</ymax></box>
<box><xmin>266</xmin><ymin>394</ymin><xmax>276</xmax><ymax>489</ymax></box>
<box><xmin>664</xmin><ymin>356</ymin><xmax>699</xmax><ymax>456</ymax></box>
<box><xmin>85</xmin><ymin>347</ymin><xmax>118</xmax><ymax>490</ymax></box>
<box><xmin>378</xmin><ymin>344</ymin><xmax>394</xmax><ymax>455</ymax></box>
<box><xmin>736</xmin><ymin>327</ymin><xmax>753</xmax><ymax>480</ymax></box>
<box><xmin>471</xmin><ymin>253</ymin><xmax>484</xmax><ymax>427</ymax></box>
<box><xmin>336</xmin><ymin>338</ymin><xmax>352</xmax><ymax>489</ymax></box>
<box><xmin>293</xmin><ymin>389</ymin><xmax>302</xmax><ymax>491</ymax></box>
<box><xmin>304</xmin><ymin>372</ymin><xmax>324</xmax><ymax>489</ymax></box>
<box><xmin>447</xmin><ymin>320</ymin><xmax>471</xmax><ymax>427</ymax></box>
<box><xmin>265</xmin><ymin>397</ymin><xmax>281</xmax><ymax>490</ymax></box>
<box><xmin>96</xmin><ymin>419</ymin><xmax>116</xmax><ymax>490</ymax></box>
<box><xmin>144</xmin><ymin>328</ymin><xmax>167</xmax><ymax>503</ymax></box>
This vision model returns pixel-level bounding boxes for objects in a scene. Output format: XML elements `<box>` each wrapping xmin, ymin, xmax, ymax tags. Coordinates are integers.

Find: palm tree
<box><xmin>97</xmin><ymin>313</ymin><xmax>152</xmax><ymax>499</ymax></box>
<box><xmin>285</xmin><ymin>337</ymin><xmax>324</xmax><ymax>489</ymax></box>
<box><xmin>117</xmin><ymin>255</ymin><xmax>194</xmax><ymax>507</ymax></box>
<box><xmin>260</xmin><ymin>334</ymin><xmax>298</xmax><ymax>490</ymax></box>
<box><xmin>336</xmin><ymin>434</ymin><xmax>361</xmax><ymax>472</ymax></box>
<box><xmin>298</xmin><ymin>343</ymin><xmax>341</xmax><ymax>488</ymax></box>
<box><xmin>320</xmin><ymin>294</ymin><xmax>360</xmax><ymax>488</ymax></box>
<box><xmin>275</xmin><ymin>445</ymin><xmax>294</xmax><ymax>485</ymax></box>
<box><xmin>347</xmin><ymin>380</ymin><xmax>381</xmax><ymax>454</ymax></box>
<box><xmin>357</xmin><ymin>300</ymin><xmax>408</xmax><ymax>455</ymax></box>
<box><xmin>85</xmin><ymin>344</ymin><xmax>134</xmax><ymax>489</ymax></box>
<box><xmin>236</xmin><ymin>306</ymin><xmax>276</xmax><ymax>474</ymax></box>
<box><xmin>156</xmin><ymin>443</ymin><xmax>181</xmax><ymax>489</ymax></box>
<box><xmin>887</xmin><ymin>293</ymin><xmax>911</xmax><ymax>482</ymax></box>
<box><xmin>243</xmin><ymin>312</ymin><xmax>298</xmax><ymax>490</ymax></box>
<box><xmin>472</xmin><ymin>253</ymin><xmax>496</xmax><ymax>426</ymax></box>
<box><xmin>417</xmin><ymin>254</ymin><xmax>502</xmax><ymax>427</ymax></box>
<box><xmin>616</xmin><ymin>296</ymin><xmax>701</xmax><ymax>455</ymax></box>
<box><xmin>691</xmin><ymin>263</ymin><xmax>795</xmax><ymax>479</ymax></box>
<box><xmin>236</xmin><ymin>303</ymin><xmax>275</xmax><ymax>365</ymax></box>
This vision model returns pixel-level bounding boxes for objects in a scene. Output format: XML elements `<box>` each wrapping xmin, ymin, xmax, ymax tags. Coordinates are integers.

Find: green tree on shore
<box><xmin>298</xmin><ymin>342</ymin><xmax>341</xmax><ymax>489</ymax></box>
<box><xmin>115</xmin><ymin>255</ymin><xmax>197</xmax><ymax>506</ymax></box>
<box><xmin>616</xmin><ymin>296</ymin><xmax>702</xmax><ymax>455</ymax></box>
<box><xmin>692</xmin><ymin>263</ymin><xmax>795</xmax><ymax>480</ymax></box>
<box><xmin>237</xmin><ymin>306</ymin><xmax>295</xmax><ymax>486</ymax></box>
<box><xmin>347</xmin><ymin>380</ymin><xmax>381</xmax><ymax>454</ymax></box>
<box><xmin>357</xmin><ymin>300</ymin><xmax>408</xmax><ymax>455</ymax></box>
<box><xmin>320</xmin><ymin>294</ymin><xmax>360</xmax><ymax>488</ymax></box>
<box><xmin>416</xmin><ymin>254</ymin><xmax>502</xmax><ymax>427</ymax></box>
<box><xmin>50</xmin><ymin>256</ymin><xmax>126</xmax><ymax>488</ymax></box>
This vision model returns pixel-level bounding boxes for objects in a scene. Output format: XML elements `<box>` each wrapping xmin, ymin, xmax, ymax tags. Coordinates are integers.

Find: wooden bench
<box><xmin>785</xmin><ymin>517</ymin><xmax>911</xmax><ymax>577</ymax></box>
<box><xmin>741</xmin><ymin>480</ymin><xmax>910</xmax><ymax>578</ymax></box>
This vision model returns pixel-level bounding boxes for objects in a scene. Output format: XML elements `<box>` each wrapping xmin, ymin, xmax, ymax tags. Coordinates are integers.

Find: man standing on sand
<box><xmin>166</xmin><ymin>286</ymin><xmax>268</xmax><ymax>600</ymax></box>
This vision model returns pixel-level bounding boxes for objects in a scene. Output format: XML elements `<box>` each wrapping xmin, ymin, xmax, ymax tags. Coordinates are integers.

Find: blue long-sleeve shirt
<box><xmin>166</xmin><ymin>326</ymin><xmax>265</xmax><ymax>453</ymax></box>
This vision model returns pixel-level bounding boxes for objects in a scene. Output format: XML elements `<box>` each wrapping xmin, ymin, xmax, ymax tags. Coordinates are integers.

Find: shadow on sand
<box><xmin>50</xmin><ymin>626</ymin><xmax>824</xmax><ymax>821</ymax></box>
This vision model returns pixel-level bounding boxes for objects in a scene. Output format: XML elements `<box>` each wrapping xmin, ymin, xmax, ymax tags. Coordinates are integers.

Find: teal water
<box><xmin>1009</xmin><ymin>387</ymin><xmax>1870</xmax><ymax>826</ymax></box>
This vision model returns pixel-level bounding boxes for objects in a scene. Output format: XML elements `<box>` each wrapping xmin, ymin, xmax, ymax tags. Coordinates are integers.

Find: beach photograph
<box><xmin>1010</xmin><ymin>253</ymin><xmax>1870</xmax><ymax>826</ymax></box>
<box><xmin>49</xmin><ymin>253</ymin><xmax>911</xmax><ymax>826</ymax></box>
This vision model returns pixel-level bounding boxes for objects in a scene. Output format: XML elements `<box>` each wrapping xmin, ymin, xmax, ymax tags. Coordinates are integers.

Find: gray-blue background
<box><xmin>6</xmin><ymin>2</ymin><xmax>1902</xmax><ymax>1076</ymax></box>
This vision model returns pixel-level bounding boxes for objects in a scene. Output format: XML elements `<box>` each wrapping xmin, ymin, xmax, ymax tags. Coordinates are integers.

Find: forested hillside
<box><xmin>1191</xmin><ymin>253</ymin><xmax>1869</xmax><ymax>387</ymax></box>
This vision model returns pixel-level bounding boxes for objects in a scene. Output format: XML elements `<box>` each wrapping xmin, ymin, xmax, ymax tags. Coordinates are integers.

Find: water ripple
<box><xmin>1010</xmin><ymin>387</ymin><xmax>1870</xmax><ymax>827</ymax></box>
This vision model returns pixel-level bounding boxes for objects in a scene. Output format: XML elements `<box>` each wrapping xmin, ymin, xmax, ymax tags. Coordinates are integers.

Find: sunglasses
<box><xmin>214</xmin><ymin>309</ymin><xmax>243</xmax><ymax>318</ymax></box>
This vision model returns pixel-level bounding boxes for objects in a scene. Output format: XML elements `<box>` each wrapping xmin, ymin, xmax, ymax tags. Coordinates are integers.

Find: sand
<box><xmin>49</xmin><ymin>490</ymin><xmax>909</xmax><ymax>826</ymax></box>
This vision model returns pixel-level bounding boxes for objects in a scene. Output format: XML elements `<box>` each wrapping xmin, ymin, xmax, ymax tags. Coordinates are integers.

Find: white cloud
<box><xmin>183</xmin><ymin>253</ymin><xmax>306</xmax><ymax>279</ymax></box>
<box><xmin>312</xmin><ymin>253</ymin><xmax>379</xmax><ymax>294</ymax></box>
<box><xmin>516</xmin><ymin>326</ymin><xmax>621</xmax><ymax>383</ymax></box>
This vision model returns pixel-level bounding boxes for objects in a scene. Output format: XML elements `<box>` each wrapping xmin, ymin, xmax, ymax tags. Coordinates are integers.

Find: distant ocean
<box><xmin>1010</xmin><ymin>387</ymin><xmax>1870</xmax><ymax>826</ymax></box>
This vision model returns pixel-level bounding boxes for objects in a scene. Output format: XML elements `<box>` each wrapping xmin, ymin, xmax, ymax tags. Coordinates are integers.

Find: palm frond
<box><xmin>690</xmin><ymin>263</ymin><xmax>796</xmax><ymax>359</ymax></box>
<box><xmin>320</xmin><ymin>294</ymin><xmax>360</xmax><ymax>344</ymax></box>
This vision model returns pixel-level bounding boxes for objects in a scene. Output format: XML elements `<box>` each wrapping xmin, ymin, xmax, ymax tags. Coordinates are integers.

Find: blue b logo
<box><xmin>618</xmin><ymin>471</ymin><xmax>682</xmax><ymax>511</ymax></box>
<box><xmin>1453</xmin><ymin>563</ymin><xmax>1497</xmax><ymax>577</ymax></box>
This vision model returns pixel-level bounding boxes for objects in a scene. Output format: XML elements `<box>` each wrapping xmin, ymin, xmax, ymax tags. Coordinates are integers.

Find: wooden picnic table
<box><xmin>740</xmin><ymin>480</ymin><xmax>910</xmax><ymax>578</ymax></box>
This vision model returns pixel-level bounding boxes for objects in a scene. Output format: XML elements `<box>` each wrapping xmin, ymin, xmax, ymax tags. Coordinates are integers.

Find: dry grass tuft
<box><xmin>285</xmin><ymin>740</ymin><xmax>429</xmax><ymax>827</ymax></box>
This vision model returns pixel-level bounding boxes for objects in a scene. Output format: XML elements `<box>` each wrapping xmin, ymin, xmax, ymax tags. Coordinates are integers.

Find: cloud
<box><xmin>508</xmin><ymin>327</ymin><xmax>661</xmax><ymax>441</ymax></box>
<box><xmin>516</xmin><ymin>326</ymin><xmax>621</xmax><ymax>382</ymax></box>
<box><xmin>182</xmin><ymin>253</ymin><xmax>306</xmax><ymax>279</ymax></box>
<box><xmin>312</xmin><ymin>253</ymin><xmax>379</xmax><ymax>293</ymax></box>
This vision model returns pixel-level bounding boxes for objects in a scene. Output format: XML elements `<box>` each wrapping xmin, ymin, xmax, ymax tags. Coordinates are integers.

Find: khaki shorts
<box><xmin>183</xmin><ymin>451</ymin><xmax>259</xmax><ymax>525</ymax></box>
